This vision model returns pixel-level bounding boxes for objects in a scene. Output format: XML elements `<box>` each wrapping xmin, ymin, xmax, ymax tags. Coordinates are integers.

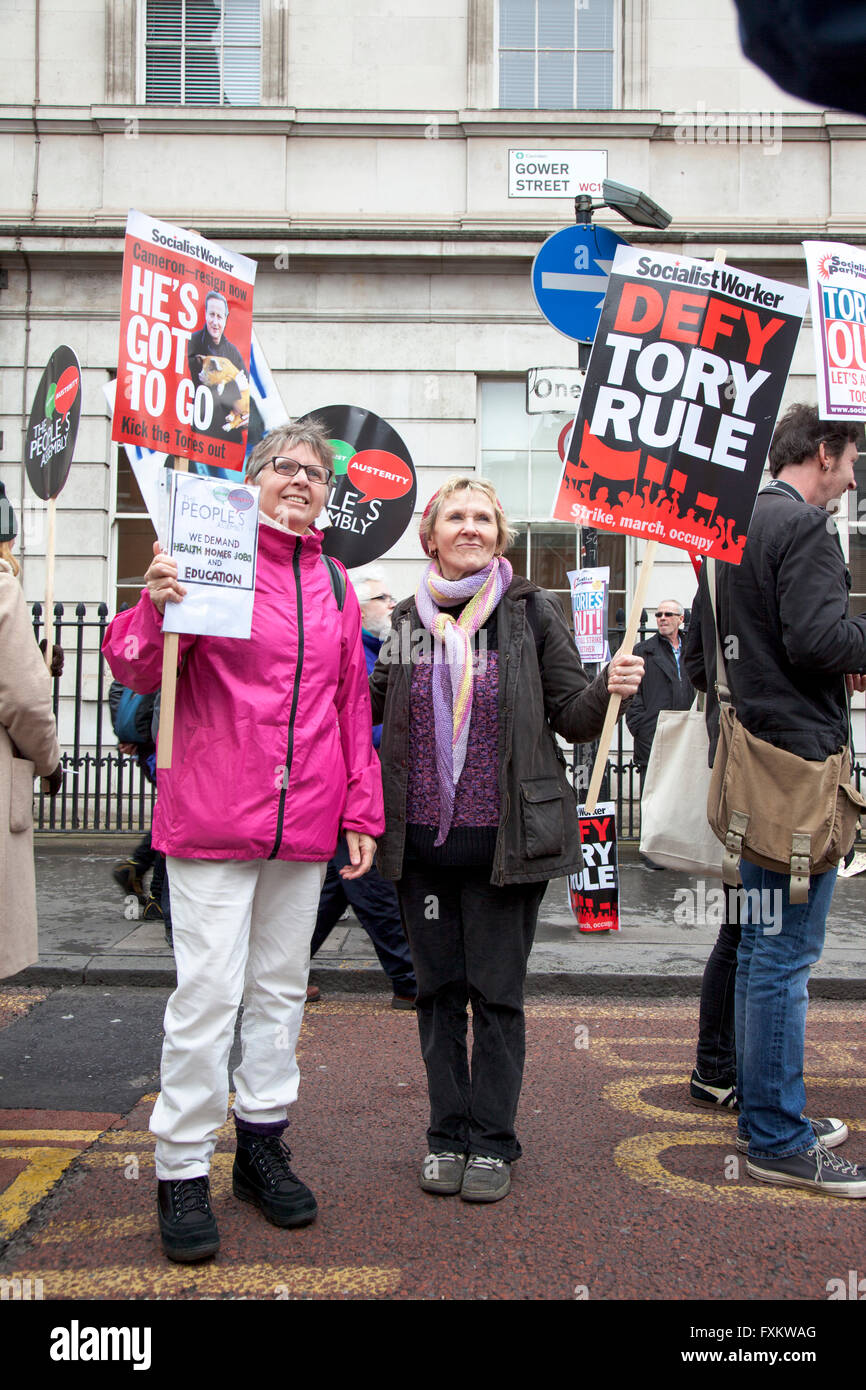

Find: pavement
<box><xmin>19</xmin><ymin>834</ymin><xmax>866</xmax><ymax>996</ymax></box>
<box><xmin>2</xmin><ymin>987</ymin><xmax>866</xmax><ymax>1307</ymax></box>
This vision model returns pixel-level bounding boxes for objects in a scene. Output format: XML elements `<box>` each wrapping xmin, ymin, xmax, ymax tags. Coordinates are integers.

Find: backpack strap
<box><xmin>322</xmin><ymin>555</ymin><xmax>346</xmax><ymax>611</ymax></box>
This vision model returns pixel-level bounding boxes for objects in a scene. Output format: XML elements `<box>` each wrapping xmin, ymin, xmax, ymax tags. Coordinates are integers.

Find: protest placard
<box><xmin>567</xmin><ymin>566</ymin><xmax>610</xmax><ymax>664</ymax></box>
<box><xmin>803</xmin><ymin>241</ymin><xmax>866</xmax><ymax>420</ymax></box>
<box><xmin>301</xmin><ymin>404</ymin><xmax>417</xmax><ymax>567</ymax></box>
<box><xmin>111</xmin><ymin>210</ymin><xmax>256</xmax><ymax>474</ymax></box>
<box><xmin>161</xmin><ymin>471</ymin><xmax>259</xmax><ymax>640</ymax></box>
<box><xmin>569</xmin><ymin>803</ymin><xmax>619</xmax><ymax>932</ymax></box>
<box><xmin>25</xmin><ymin>344</ymin><xmax>83</xmax><ymax>663</ymax></box>
<box><xmin>552</xmin><ymin>247</ymin><xmax>808</xmax><ymax>564</ymax></box>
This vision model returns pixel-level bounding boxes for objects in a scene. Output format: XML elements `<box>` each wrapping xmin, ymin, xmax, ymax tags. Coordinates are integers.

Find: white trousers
<box><xmin>151</xmin><ymin>856</ymin><xmax>326</xmax><ymax>1181</ymax></box>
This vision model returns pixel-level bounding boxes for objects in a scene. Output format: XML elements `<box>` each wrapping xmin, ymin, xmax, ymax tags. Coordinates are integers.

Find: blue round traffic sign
<box><xmin>532</xmin><ymin>224</ymin><xmax>630</xmax><ymax>344</ymax></box>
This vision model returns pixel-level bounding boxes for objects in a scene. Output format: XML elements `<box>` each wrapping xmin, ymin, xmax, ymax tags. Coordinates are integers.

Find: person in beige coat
<box><xmin>0</xmin><ymin>481</ymin><xmax>63</xmax><ymax>980</ymax></box>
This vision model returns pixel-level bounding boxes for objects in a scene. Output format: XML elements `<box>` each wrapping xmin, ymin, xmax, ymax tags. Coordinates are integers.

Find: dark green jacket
<box><xmin>369</xmin><ymin>576</ymin><xmax>612</xmax><ymax>886</ymax></box>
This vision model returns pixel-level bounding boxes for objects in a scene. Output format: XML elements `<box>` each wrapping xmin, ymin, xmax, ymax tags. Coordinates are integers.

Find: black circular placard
<box><xmin>25</xmin><ymin>345</ymin><xmax>82</xmax><ymax>500</ymax></box>
<box><xmin>299</xmin><ymin>404</ymin><xmax>417</xmax><ymax>569</ymax></box>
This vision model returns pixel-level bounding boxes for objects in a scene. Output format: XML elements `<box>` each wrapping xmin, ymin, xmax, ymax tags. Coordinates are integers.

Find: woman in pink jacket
<box><xmin>103</xmin><ymin>419</ymin><xmax>383</xmax><ymax>1264</ymax></box>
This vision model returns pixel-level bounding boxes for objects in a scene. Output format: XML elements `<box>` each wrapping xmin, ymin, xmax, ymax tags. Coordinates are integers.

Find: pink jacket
<box><xmin>102</xmin><ymin>520</ymin><xmax>384</xmax><ymax>862</ymax></box>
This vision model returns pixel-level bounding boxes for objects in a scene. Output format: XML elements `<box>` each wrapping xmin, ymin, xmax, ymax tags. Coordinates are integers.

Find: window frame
<box><xmin>137</xmin><ymin>0</ymin><xmax>264</xmax><ymax>107</ymax></box>
<box><xmin>492</xmin><ymin>0</ymin><xmax>621</xmax><ymax>112</ymax></box>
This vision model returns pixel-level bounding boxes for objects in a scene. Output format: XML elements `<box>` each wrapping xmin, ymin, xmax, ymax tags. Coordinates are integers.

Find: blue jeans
<box><xmin>735</xmin><ymin>859</ymin><xmax>837</xmax><ymax>1158</ymax></box>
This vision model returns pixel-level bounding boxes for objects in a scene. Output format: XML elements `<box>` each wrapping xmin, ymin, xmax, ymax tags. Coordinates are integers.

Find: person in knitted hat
<box><xmin>370</xmin><ymin>475</ymin><xmax>644</xmax><ymax>1202</ymax></box>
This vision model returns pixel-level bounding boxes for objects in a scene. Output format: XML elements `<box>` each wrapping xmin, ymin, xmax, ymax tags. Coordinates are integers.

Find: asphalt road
<box><xmin>1</xmin><ymin>984</ymin><xmax>865</xmax><ymax>1342</ymax></box>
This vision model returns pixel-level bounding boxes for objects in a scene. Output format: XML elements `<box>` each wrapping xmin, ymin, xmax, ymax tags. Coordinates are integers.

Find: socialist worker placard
<box><xmin>551</xmin><ymin>247</ymin><xmax>808</xmax><ymax>564</ymax></box>
<box><xmin>112</xmin><ymin>210</ymin><xmax>256</xmax><ymax>474</ymax></box>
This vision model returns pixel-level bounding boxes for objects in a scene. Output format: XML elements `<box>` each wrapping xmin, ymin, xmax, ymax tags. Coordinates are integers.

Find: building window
<box><xmin>145</xmin><ymin>0</ymin><xmax>261</xmax><ymax>105</ymax></box>
<box><xmin>479</xmin><ymin>379</ymin><xmax>625</xmax><ymax>624</ymax></box>
<box><xmin>498</xmin><ymin>0</ymin><xmax>615</xmax><ymax>110</ymax></box>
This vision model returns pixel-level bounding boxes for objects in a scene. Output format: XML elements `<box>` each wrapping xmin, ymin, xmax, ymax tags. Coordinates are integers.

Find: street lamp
<box><xmin>574</xmin><ymin>179</ymin><xmax>672</xmax><ymax>230</ymax></box>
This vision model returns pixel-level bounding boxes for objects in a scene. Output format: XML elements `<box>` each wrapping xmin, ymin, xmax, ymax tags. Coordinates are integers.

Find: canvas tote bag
<box><xmin>640</xmin><ymin>695</ymin><xmax>724</xmax><ymax>875</ymax></box>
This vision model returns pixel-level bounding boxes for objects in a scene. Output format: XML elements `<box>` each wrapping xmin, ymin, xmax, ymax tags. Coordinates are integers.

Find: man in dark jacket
<box><xmin>626</xmin><ymin>601</ymin><xmax>694</xmax><ymax>776</ymax></box>
<box><xmin>688</xmin><ymin>403</ymin><xmax>866</xmax><ymax>1198</ymax></box>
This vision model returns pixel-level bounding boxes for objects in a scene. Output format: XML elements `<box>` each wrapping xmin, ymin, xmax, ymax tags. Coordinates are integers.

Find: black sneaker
<box><xmin>157</xmin><ymin>1177</ymin><xmax>220</xmax><ymax>1263</ymax></box>
<box><xmin>746</xmin><ymin>1142</ymin><xmax>866</xmax><ymax>1198</ymax></box>
<box><xmin>736</xmin><ymin>1117</ymin><xmax>848</xmax><ymax>1155</ymax></box>
<box><xmin>232</xmin><ymin>1134</ymin><xmax>318</xmax><ymax>1228</ymax></box>
<box><xmin>141</xmin><ymin>895</ymin><xmax>164</xmax><ymax>921</ymax></box>
<box><xmin>690</xmin><ymin>1069</ymin><xmax>738</xmax><ymax>1110</ymax></box>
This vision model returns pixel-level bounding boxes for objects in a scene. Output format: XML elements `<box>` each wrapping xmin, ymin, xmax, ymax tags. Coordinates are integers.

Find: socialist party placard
<box><xmin>803</xmin><ymin>241</ymin><xmax>866</xmax><ymax>420</ymax></box>
<box><xmin>112</xmin><ymin>210</ymin><xmax>256</xmax><ymax>474</ymax></box>
<box><xmin>552</xmin><ymin>248</ymin><xmax>808</xmax><ymax>564</ymax></box>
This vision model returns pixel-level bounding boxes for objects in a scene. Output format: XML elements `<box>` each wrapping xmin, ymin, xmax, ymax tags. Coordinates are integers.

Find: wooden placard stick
<box><xmin>43</xmin><ymin>495</ymin><xmax>56</xmax><ymax>668</ymax></box>
<box><xmin>156</xmin><ymin>457</ymin><xmax>189</xmax><ymax>770</ymax></box>
<box><xmin>584</xmin><ymin>539</ymin><xmax>659</xmax><ymax>816</ymax></box>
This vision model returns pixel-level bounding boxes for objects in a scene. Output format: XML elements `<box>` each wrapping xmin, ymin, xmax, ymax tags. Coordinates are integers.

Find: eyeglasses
<box><xmin>368</xmin><ymin>593</ymin><xmax>394</xmax><ymax>605</ymax></box>
<box><xmin>268</xmin><ymin>457</ymin><xmax>334</xmax><ymax>487</ymax></box>
<box><xmin>655</xmin><ymin>611</ymin><xmax>681</xmax><ymax>619</ymax></box>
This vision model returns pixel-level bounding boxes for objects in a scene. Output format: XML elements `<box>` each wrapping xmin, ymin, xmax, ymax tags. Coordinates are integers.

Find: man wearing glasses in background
<box><xmin>626</xmin><ymin>599</ymin><xmax>694</xmax><ymax>869</ymax></box>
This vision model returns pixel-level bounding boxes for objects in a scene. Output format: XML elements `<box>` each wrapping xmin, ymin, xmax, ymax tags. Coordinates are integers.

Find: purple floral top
<box><xmin>406</xmin><ymin>650</ymin><xmax>501</xmax><ymax>828</ymax></box>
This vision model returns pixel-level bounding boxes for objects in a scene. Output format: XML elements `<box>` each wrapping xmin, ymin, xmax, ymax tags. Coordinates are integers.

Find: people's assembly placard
<box><xmin>552</xmin><ymin>248</ymin><xmax>807</xmax><ymax>563</ymax></box>
<box><xmin>803</xmin><ymin>240</ymin><xmax>866</xmax><ymax>420</ymax></box>
<box><xmin>300</xmin><ymin>404</ymin><xmax>417</xmax><ymax>568</ymax></box>
<box><xmin>25</xmin><ymin>345</ymin><xmax>82</xmax><ymax>501</ymax></box>
<box><xmin>162</xmin><ymin>472</ymin><xmax>259</xmax><ymax>639</ymax></box>
<box><xmin>112</xmin><ymin>210</ymin><xmax>256</xmax><ymax>474</ymax></box>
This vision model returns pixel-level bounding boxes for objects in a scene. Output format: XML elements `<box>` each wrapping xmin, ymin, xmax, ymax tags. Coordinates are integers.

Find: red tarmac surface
<box><xmin>1</xmin><ymin>987</ymin><xmax>865</xmax><ymax>1301</ymax></box>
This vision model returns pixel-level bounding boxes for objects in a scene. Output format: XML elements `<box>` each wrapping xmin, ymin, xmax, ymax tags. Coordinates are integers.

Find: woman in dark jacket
<box><xmin>370</xmin><ymin>476</ymin><xmax>643</xmax><ymax>1202</ymax></box>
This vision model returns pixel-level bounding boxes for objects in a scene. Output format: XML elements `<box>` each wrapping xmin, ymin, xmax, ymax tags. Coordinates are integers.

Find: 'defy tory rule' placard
<box><xmin>552</xmin><ymin>248</ymin><xmax>807</xmax><ymax>564</ymax></box>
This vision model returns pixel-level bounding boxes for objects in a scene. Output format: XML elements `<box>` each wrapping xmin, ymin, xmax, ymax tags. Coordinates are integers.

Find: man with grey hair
<box><xmin>309</xmin><ymin>568</ymin><xmax>417</xmax><ymax>1006</ymax></box>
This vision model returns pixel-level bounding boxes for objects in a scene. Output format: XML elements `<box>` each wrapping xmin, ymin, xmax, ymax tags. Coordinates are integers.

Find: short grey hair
<box><xmin>245</xmin><ymin>418</ymin><xmax>335</xmax><ymax>482</ymax></box>
<box><xmin>205</xmin><ymin>291</ymin><xmax>229</xmax><ymax>314</ymax></box>
<box><xmin>352</xmin><ymin>568</ymin><xmax>387</xmax><ymax>605</ymax></box>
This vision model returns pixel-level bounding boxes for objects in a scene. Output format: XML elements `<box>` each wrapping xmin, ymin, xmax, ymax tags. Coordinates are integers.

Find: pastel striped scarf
<box><xmin>414</xmin><ymin>556</ymin><xmax>513</xmax><ymax>845</ymax></box>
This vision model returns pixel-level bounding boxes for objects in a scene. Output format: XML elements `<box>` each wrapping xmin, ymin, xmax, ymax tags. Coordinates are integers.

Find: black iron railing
<box><xmin>28</xmin><ymin>601</ymin><xmax>865</xmax><ymax>841</ymax></box>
